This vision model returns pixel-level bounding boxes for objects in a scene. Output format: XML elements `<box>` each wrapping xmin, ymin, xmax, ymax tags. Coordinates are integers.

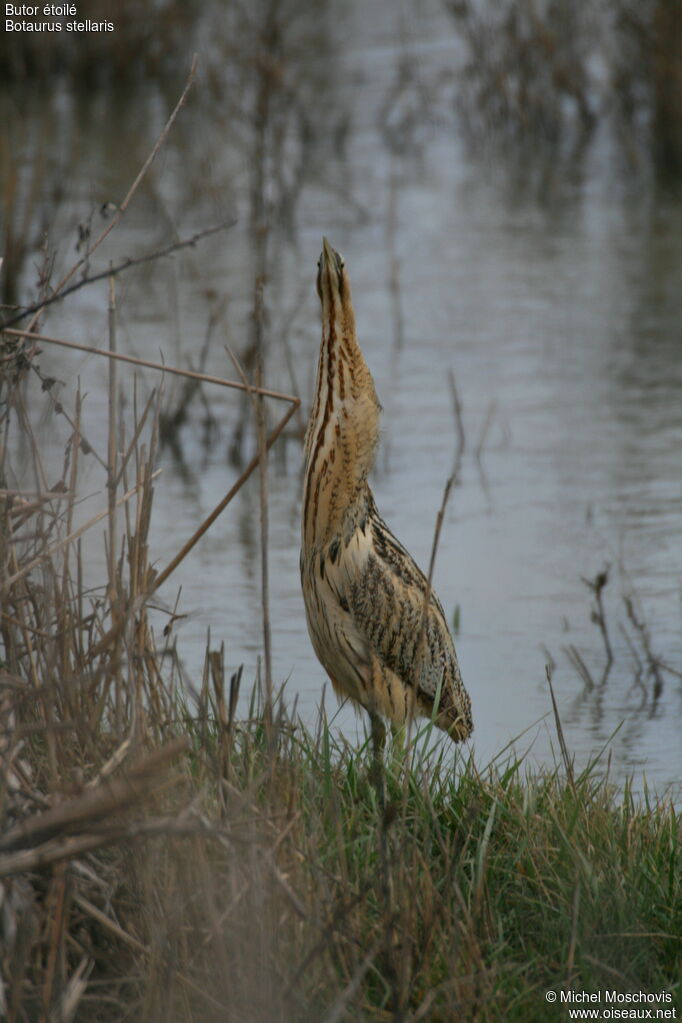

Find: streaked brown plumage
<box><xmin>301</xmin><ymin>238</ymin><xmax>472</xmax><ymax>750</ymax></box>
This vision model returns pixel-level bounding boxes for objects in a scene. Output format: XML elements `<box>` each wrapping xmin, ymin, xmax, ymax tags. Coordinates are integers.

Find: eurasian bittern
<box><xmin>301</xmin><ymin>238</ymin><xmax>473</xmax><ymax>757</ymax></box>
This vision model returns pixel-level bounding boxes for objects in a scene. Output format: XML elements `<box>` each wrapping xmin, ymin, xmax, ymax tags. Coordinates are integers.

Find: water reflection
<box><xmin>2</xmin><ymin>0</ymin><xmax>681</xmax><ymax>796</ymax></box>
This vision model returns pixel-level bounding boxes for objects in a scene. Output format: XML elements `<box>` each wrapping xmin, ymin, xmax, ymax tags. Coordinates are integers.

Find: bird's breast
<box><xmin>301</xmin><ymin>513</ymin><xmax>375</xmax><ymax>701</ymax></box>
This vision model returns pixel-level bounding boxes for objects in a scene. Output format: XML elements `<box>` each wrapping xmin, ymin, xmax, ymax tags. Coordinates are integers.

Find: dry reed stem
<box><xmin>113</xmin><ymin>387</ymin><xmax>157</xmax><ymax>492</ymax></box>
<box><xmin>83</xmin><ymin>395</ymin><xmax>299</xmax><ymax>665</ymax></box>
<box><xmin>151</xmin><ymin>396</ymin><xmax>300</xmax><ymax>594</ymax></box>
<box><xmin>41</xmin><ymin>861</ymin><xmax>68</xmax><ymax>1019</ymax></box>
<box><xmin>3</xmin><ymin>328</ymin><xmax>297</xmax><ymax>404</ymax></box>
<box><xmin>545</xmin><ymin>663</ymin><xmax>575</xmax><ymax>790</ymax></box>
<box><xmin>0</xmin><ymin>611</ymin><xmax>53</xmax><ymax>639</ymax></box>
<box><xmin>448</xmin><ymin>367</ymin><xmax>466</xmax><ymax>465</ymax></box>
<box><xmin>581</xmin><ymin>566</ymin><xmax>614</xmax><ymax>684</ymax></box>
<box><xmin>0</xmin><ymin>488</ymin><xmax>71</xmax><ymax>501</ymax></box>
<box><xmin>1</xmin><ymin>469</ymin><xmax>162</xmax><ymax>593</ymax></box>
<box><xmin>47</xmin><ymin>955</ymin><xmax>91</xmax><ymax>1023</ymax></box>
<box><xmin>6</xmin><ymin>542</ymin><xmax>60</xmax><ymax>783</ymax></box>
<box><xmin>226</xmin><ymin>343</ymin><xmax>275</xmax><ymax>731</ymax></box>
<box><xmin>86</xmin><ymin>738</ymin><xmax>133</xmax><ymax>788</ymax></box>
<box><xmin>73</xmin><ymin>894</ymin><xmax>144</xmax><ymax>953</ymax></box>
<box><xmin>107</xmin><ymin>275</ymin><xmax>119</xmax><ymax>656</ymax></box>
<box><xmin>0</xmin><ymin>737</ymin><xmax>188</xmax><ymax>854</ymax></box>
<box><xmin>420</xmin><ymin>474</ymin><xmax>455</xmax><ymax>638</ymax></box>
<box><xmin>320</xmin><ymin>936</ymin><xmax>383</xmax><ymax>1023</ymax></box>
<box><xmin>0</xmin><ymin>818</ymin><xmax>199</xmax><ymax>878</ymax></box>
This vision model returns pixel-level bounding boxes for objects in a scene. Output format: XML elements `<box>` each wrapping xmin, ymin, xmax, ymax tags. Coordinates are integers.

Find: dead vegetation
<box><xmin>1</xmin><ymin>11</ymin><xmax>680</xmax><ymax>1019</ymax></box>
<box><xmin>0</xmin><ymin>69</ymin><xmax>303</xmax><ymax>1017</ymax></box>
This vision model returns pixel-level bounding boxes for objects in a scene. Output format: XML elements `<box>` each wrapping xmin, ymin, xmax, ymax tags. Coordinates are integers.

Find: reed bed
<box><xmin>0</xmin><ymin>320</ymin><xmax>680</xmax><ymax>1022</ymax></box>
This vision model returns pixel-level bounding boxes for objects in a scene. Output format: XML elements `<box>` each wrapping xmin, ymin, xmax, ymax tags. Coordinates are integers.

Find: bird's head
<box><xmin>316</xmin><ymin>237</ymin><xmax>355</xmax><ymax>333</ymax></box>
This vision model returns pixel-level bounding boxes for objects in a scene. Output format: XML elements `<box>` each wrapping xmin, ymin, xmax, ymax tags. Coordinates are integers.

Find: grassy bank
<box><xmin>0</xmin><ymin>339</ymin><xmax>680</xmax><ymax>1022</ymax></box>
<box><xmin>176</xmin><ymin>696</ymin><xmax>682</xmax><ymax>1022</ymax></box>
<box><xmin>1</xmin><ymin>668</ymin><xmax>680</xmax><ymax>1020</ymax></box>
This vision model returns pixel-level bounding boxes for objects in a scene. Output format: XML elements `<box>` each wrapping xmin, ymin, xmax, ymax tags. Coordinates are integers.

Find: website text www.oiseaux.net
<box><xmin>545</xmin><ymin>989</ymin><xmax>676</xmax><ymax>1020</ymax></box>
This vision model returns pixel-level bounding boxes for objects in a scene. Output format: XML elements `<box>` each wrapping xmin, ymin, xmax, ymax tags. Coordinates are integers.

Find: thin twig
<box><xmin>153</xmin><ymin>398</ymin><xmax>298</xmax><ymax>594</ymax></box>
<box><xmin>80</xmin><ymin>57</ymin><xmax>198</xmax><ymax>260</ymax></box>
<box><xmin>0</xmin><ymin>738</ymin><xmax>188</xmax><ymax>853</ymax></box>
<box><xmin>421</xmin><ymin>474</ymin><xmax>455</xmax><ymax>628</ymax></box>
<box><xmin>74</xmin><ymin>893</ymin><xmax>230</xmax><ymax>1015</ymax></box>
<box><xmin>1</xmin><ymin>470</ymin><xmax>162</xmax><ymax>593</ymax></box>
<box><xmin>0</xmin><ymin>222</ymin><xmax>234</xmax><ymax>331</ymax></box>
<box><xmin>581</xmin><ymin>566</ymin><xmax>613</xmax><ymax>684</ymax></box>
<box><xmin>0</xmin><ymin>488</ymin><xmax>71</xmax><ymax>501</ymax></box>
<box><xmin>0</xmin><ymin>611</ymin><xmax>53</xmax><ymax>639</ymax></box>
<box><xmin>85</xmin><ymin>397</ymin><xmax>300</xmax><ymax>663</ymax></box>
<box><xmin>3</xmin><ymin>327</ymin><xmax>296</xmax><ymax>404</ymax></box>
<box><xmin>48</xmin><ymin>956</ymin><xmax>92</xmax><ymax>1023</ymax></box>
<box><xmin>624</xmin><ymin>594</ymin><xmax>665</xmax><ymax>702</ymax></box>
<box><xmin>73</xmin><ymin>894</ymin><xmax>145</xmax><ymax>954</ymax></box>
<box><xmin>226</xmin><ymin>343</ymin><xmax>273</xmax><ymax>727</ymax></box>
<box><xmin>31</xmin><ymin>364</ymin><xmax>108</xmax><ymax>471</ymax></box>
<box><xmin>113</xmin><ymin>387</ymin><xmax>157</xmax><ymax>491</ymax></box>
<box><xmin>563</xmin><ymin>644</ymin><xmax>596</xmax><ymax>690</ymax></box>
<box><xmin>107</xmin><ymin>274</ymin><xmax>118</xmax><ymax>620</ymax></box>
<box><xmin>246</xmin><ymin>3</ymin><xmax>283</xmax><ymax>731</ymax></box>
<box><xmin>320</xmin><ymin>937</ymin><xmax>383</xmax><ymax>1023</ymax></box>
<box><xmin>18</xmin><ymin>56</ymin><xmax>199</xmax><ymax>338</ymax></box>
<box><xmin>448</xmin><ymin>368</ymin><xmax>466</xmax><ymax>475</ymax></box>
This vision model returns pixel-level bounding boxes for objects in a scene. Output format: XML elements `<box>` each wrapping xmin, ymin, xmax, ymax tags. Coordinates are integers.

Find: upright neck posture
<box><xmin>301</xmin><ymin>239</ymin><xmax>473</xmax><ymax>755</ymax></box>
<box><xmin>303</xmin><ymin>238</ymin><xmax>380</xmax><ymax>551</ymax></box>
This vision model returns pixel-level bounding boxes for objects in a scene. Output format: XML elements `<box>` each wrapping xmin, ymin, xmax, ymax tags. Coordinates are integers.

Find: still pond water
<box><xmin>6</xmin><ymin>2</ymin><xmax>682</xmax><ymax>795</ymax></box>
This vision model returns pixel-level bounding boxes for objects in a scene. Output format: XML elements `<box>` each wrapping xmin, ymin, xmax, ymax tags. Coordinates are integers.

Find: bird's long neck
<box><xmin>303</xmin><ymin>260</ymin><xmax>380</xmax><ymax>550</ymax></box>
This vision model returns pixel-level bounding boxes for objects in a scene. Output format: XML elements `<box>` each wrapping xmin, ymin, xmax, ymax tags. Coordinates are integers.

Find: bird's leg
<box><xmin>370</xmin><ymin>712</ymin><xmax>386</xmax><ymax>761</ymax></box>
<box><xmin>369</xmin><ymin>711</ymin><xmax>397</xmax><ymax>1000</ymax></box>
<box><xmin>369</xmin><ymin>711</ymin><xmax>387</xmax><ymax>804</ymax></box>
<box><xmin>370</xmin><ymin>711</ymin><xmax>386</xmax><ymax>758</ymax></box>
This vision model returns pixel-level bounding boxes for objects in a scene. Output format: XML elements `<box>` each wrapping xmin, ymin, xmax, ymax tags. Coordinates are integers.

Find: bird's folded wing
<box><xmin>348</xmin><ymin>544</ymin><xmax>459</xmax><ymax>708</ymax></box>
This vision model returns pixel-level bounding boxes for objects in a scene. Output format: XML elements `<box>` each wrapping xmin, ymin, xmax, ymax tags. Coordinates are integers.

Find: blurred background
<box><xmin>2</xmin><ymin>0</ymin><xmax>681</xmax><ymax>793</ymax></box>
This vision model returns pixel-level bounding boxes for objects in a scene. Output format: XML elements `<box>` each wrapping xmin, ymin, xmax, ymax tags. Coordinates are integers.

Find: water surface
<box><xmin>4</xmin><ymin>0</ymin><xmax>682</xmax><ymax>795</ymax></box>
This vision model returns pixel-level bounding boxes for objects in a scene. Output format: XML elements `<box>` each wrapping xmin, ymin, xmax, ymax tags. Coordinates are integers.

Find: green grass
<box><xmin>146</xmin><ymin>686</ymin><xmax>680</xmax><ymax>1022</ymax></box>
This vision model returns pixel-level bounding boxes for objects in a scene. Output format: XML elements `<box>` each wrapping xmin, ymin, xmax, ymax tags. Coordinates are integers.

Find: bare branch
<box><xmin>0</xmin><ymin>221</ymin><xmax>234</xmax><ymax>331</ymax></box>
<box><xmin>3</xmin><ymin>326</ymin><xmax>296</xmax><ymax>404</ymax></box>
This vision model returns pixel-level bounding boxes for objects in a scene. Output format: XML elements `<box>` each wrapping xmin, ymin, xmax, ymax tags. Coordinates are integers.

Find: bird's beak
<box><xmin>322</xmin><ymin>236</ymin><xmax>336</xmax><ymax>269</ymax></box>
<box><xmin>318</xmin><ymin>237</ymin><xmax>345</xmax><ymax>306</ymax></box>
